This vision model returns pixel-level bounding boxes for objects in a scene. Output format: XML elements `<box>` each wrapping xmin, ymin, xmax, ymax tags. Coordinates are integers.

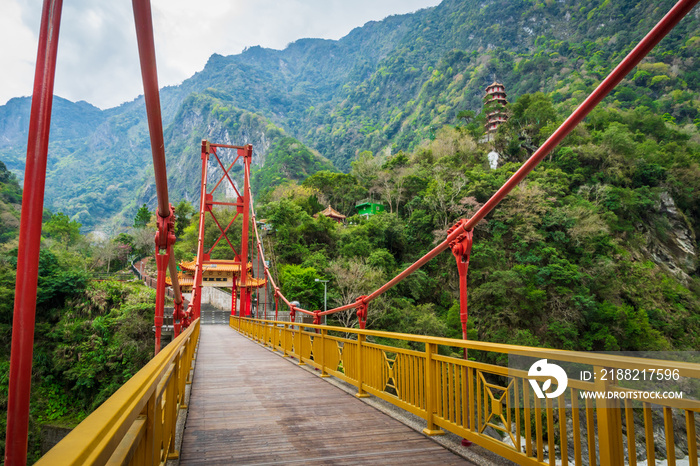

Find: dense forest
<box><xmin>0</xmin><ymin>163</ymin><xmax>161</xmax><ymax>461</ymax></box>
<box><xmin>249</xmin><ymin>90</ymin><xmax>700</xmax><ymax>354</ymax></box>
<box><xmin>162</xmin><ymin>84</ymin><xmax>700</xmax><ymax>354</ymax></box>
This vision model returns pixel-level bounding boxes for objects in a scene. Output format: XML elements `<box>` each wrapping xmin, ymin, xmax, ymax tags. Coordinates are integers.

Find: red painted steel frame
<box><xmin>198</xmin><ymin>142</ymin><xmax>254</xmax><ymax>317</ymax></box>
<box><xmin>239</xmin><ymin>146</ymin><xmax>252</xmax><ymax>317</ymax></box>
<box><xmin>191</xmin><ymin>141</ymin><xmax>210</xmax><ymax>320</ymax></box>
<box><xmin>211</xmin><ymin>149</ymin><xmax>243</xmax><ymax>198</ymax></box>
<box><xmin>5</xmin><ymin>1</ymin><xmax>63</xmax><ymax>464</ymax></box>
<box><xmin>207</xmin><ymin>209</ymin><xmax>240</xmax><ymax>257</ymax></box>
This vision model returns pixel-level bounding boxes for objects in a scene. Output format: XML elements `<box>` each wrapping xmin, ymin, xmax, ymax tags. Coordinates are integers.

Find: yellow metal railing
<box><xmin>37</xmin><ymin>318</ymin><xmax>200</xmax><ymax>465</ymax></box>
<box><xmin>232</xmin><ymin>317</ymin><xmax>700</xmax><ymax>466</ymax></box>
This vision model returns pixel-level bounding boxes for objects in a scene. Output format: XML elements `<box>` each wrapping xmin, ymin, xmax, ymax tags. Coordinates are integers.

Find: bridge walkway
<box><xmin>198</xmin><ymin>304</ymin><xmax>229</xmax><ymax>325</ymax></box>
<box><xmin>179</xmin><ymin>326</ymin><xmax>471</xmax><ymax>465</ymax></box>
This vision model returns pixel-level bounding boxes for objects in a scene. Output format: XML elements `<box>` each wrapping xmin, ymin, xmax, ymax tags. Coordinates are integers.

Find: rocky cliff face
<box><xmin>641</xmin><ymin>191</ymin><xmax>697</xmax><ymax>283</ymax></box>
<box><xmin>139</xmin><ymin>93</ymin><xmax>285</xmax><ymax>211</ymax></box>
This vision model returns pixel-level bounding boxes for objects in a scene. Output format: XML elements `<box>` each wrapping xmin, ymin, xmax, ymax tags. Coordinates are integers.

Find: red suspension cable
<box><xmin>132</xmin><ymin>0</ymin><xmax>185</xmax><ymax>350</ymax></box>
<box><xmin>132</xmin><ymin>0</ymin><xmax>168</xmax><ymax>218</ymax></box>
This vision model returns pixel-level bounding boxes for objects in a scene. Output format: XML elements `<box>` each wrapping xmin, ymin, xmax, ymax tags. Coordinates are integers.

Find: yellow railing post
<box><xmin>319</xmin><ymin>328</ymin><xmax>330</xmax><ymax>378</ymax></box>
<box><xmin>355</xmin><ymin>334</ymin><xmax>370</xmax><ymax>398</ymax></box>
<box><xmin>272</xmin><ymin>323</ymin><xmax>278</xmax><ymax>351</ymax></box>
<box><xmin>144</xmin><ymin>392</ymin><xmax>156</xmax><ymax>465</ymax></box>
<box><xmin>166</xmin><ymin>352</ymin><xmax>180</xmax><ymax>460</ymax></box>
<box><xmin>282</xmin><ymin>323</ymin><xmax>289</xmax><ymax>357</ymax></box>
<box><xmin>186</xmin><ymin>330</ymin><xmax>197</xmax><ymax>386</ymax></box>
<box><xmin>422</xmin><ymin>342</ymin><xmax>444</xmax><ymax>435</ymax></box>
<box><xmin>594</xmin><ymin>365</ymin><xmax>624</xmax><ymax>466</ymax></box>
<box><xmin>297</xmin><ymin>328</ymin><xmax>306</xmax><ymax>366</ymax></box>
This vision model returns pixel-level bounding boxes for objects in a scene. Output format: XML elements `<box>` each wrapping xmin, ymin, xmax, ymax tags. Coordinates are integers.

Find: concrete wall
<box><xmin>41</xmin><ymin>425</ymin><xmax>72</xmax><ymax>455</ymax></box>
<box><xmin>183</xmin><ymin>288</ymin><xmax>238</xmax><ymax>312</ymax></box>
<box><xmin>185</xmin><ymin>287</ymin><xmax>292</xmax><ymax>320</ymax></box>
<box><xmin>203</xmin><ymin>287</ymin><xmax>235</xmax><ymax>311</ymax></box>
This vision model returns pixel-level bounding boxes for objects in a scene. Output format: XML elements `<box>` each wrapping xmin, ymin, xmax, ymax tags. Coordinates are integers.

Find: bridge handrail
<box><xmin>234</xmin><ymin>317</ymin><xmax>700</xmax><ymax>465</ymax></box>
<box><xmin>37</xmin><ymin>318</ymin><xmax>200</xmax><ymax>465</ymax></box>
<box><xmin>239</xmin><ymin>318</ymin><xmax>700</xmax><ymax>377</ymax></box>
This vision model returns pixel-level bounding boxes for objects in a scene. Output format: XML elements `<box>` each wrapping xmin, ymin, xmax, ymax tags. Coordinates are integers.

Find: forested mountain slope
<box><xmin>0</xmin><ymin>0</ymin><xmax>698</xmax><ymax>232</ymax></box>
<box><xmin>166</xmin><ymin>0</ymin><xmax>700</xmax><ymax>170</ymax></box>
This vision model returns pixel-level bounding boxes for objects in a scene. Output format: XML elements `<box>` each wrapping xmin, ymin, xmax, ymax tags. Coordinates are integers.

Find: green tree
<box><xmin>326</xmin><ymin>258</ymin><xmax>384</xmax><ymax>328</ymax></box>
<box><xmin>174</xmin><ymin>200</ymin><xmax>195</xmax><ymax>238</ymax></box>
<box><xmin>513</xmin><ymin>93</ymin><xmax>557</xmax><ymax>140</ymax></box>
<box><xmin>43</xmin><ymin>212</ymin><xmax>81</xmax><ymax>245</ymax></box>
<box><xmin>278</xmin><ymin>264</ymin><xmax>323</xmax><ymax>310</ymax></box>
<box><xmin>133</xmin><ymin>204</ymin><xmax>151</xmax><ymax>229</ymax></box>
<box><xmin>302</xmin><ymin>171</ymin><xmax>367</xmax><ymax>216</ymax></box>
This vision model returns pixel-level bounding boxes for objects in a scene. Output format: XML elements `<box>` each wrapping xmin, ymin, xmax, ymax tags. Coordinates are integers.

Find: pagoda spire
<box><xmin>483</xmin><ymin>82</ymin><xmax>509</xmax><ymax>140</ymax></box>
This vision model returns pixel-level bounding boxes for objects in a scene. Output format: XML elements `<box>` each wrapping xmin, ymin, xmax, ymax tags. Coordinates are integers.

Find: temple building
<box><xmin>166</xmin><ymin>259</ymin><xmax>266</xmax><ymax>292</ymax></box>
<box><xmin>314</xmin><ymin>205</ymin><xmax>347</xmax><ymax>223</ymax></box>
<box><xmin>483</xmin><ymin>82</ymin><xmax>509</xmax><ymax>138</ymax></box>
<box><xmin>355</xmin><ymin>198</ymin><xmax>385</xmax><ymax>218</ymax></box>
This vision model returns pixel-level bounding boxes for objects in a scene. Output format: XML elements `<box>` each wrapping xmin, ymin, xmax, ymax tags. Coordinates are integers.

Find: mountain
<box><xmin>0</xmin><ymin>92</ymin><xmax>326</xmax><ymax>232</ymax></box>
<box><xmin>0</xmin><ymin>160</ymin><xmax>21</xmax><ymax>244</ymax></box>
<box><xmin>160</xmin><ymin>0</ymin><xmax>700</xmax><ymax>169</ymax></box>
<box><xmin>0</xmin><ymin>0</ymin><xmax>698</xmax><ymax>231</ymax></box>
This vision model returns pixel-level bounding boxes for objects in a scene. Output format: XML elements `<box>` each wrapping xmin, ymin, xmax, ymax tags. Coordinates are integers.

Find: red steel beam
<box><xmin>211</xmin><ymin>149</ymin><xmax>242</xmax><ymax>198</ymax></box>
<box><xmin>210</xmin><ymin>143</ymin><xmax>247</xmax><ymax>149</ymax></box>
<box><xmin>206</xmin><ymin>212</ymin><xmax>240</xmax><ymax>256</ymax></box>
<box><xmin>210</xmin><ymin>201</ymin><xmax>243</xmax><ymax>207</ymax></box>
<box><xmin>132</xmin><ymin>0</ymin><xmax>183</xmax><ymax>322</ymax></box>
<box><xmin>132</xmin><ymin>0</ymin><xmax>169</xmax><ymax>218</ymax></box>
<box><xmin>238</xmin><ymin>146</ymin><xmax>253</xmax><ymax>316</ymax></box>
<box><xmin>5</xmin><ymin>1</ymin><xmax>63</xmax><ymax>464</ymax></box>
<box><xmin>192</xmin><ymin>140</ymin><xmax>211</xmax><ymax>319</ymax></box>
<box><xmin>209</xmin><ymin>160</ymin><xmax>238</xmax><ymax>195</ymax></box>
<box><xmin>206</xmin><ymin>210</ymin><xmax>239</xmax><ymax>256</ymax></box>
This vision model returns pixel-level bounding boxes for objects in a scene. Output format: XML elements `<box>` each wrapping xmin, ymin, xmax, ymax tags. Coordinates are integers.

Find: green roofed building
<box><xmin>355</xmin><ymin>198</ymin><xmax>385</xmax><ymax>218</ymax></box>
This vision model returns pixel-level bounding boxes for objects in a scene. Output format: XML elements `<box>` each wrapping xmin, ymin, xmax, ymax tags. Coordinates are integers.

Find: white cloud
<box><xmin>0</xmin><ymin>0</ymin><xmax>39</xmax><ymax>102</ymax></box>
<box><xmin>0</xmin><ymin>0</ymin><xmax>441</xmax><ymax>109</ymax></box>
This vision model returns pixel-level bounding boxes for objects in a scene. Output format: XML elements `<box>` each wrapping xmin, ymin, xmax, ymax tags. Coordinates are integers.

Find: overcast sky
<box><xmin>1</xmin><ymin>0</ymin><xmax>441</xmax><ymax>109</ymax></box>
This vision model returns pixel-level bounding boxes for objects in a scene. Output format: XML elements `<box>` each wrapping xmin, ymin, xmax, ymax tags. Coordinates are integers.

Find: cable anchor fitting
<box><xmin>155</xmin><ymin>203</ymin><xmax>176</xmax><ymax>252</ymax></box>
<box><xmin>356</xmin><ymin>296</ymin><xmax>368</xmax><ymax>330</ymax></box>
<box><xmin>448</xmin><ymin>220</ymin><xmax>473</xmax><ymax>341</ymax></box>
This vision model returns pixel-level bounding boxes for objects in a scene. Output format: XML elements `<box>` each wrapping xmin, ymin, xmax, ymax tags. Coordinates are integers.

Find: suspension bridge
<box><xmin>5</xmin><ymin>0</ymin><xmax>700</xmax><ymax>465</ymax></box>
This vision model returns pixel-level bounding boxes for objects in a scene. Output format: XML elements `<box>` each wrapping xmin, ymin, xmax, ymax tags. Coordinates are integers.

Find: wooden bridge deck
<box><xmin>179</xmin><ymin>325</ymin><xmax>471</xmax><ymax>465</ymax></box>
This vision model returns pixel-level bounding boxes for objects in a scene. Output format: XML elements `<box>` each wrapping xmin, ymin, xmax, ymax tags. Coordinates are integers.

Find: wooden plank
<box><xmin>180</xmin><ymin>326</ymin><xmax>473</xmax><ymax>465</ymax></box>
